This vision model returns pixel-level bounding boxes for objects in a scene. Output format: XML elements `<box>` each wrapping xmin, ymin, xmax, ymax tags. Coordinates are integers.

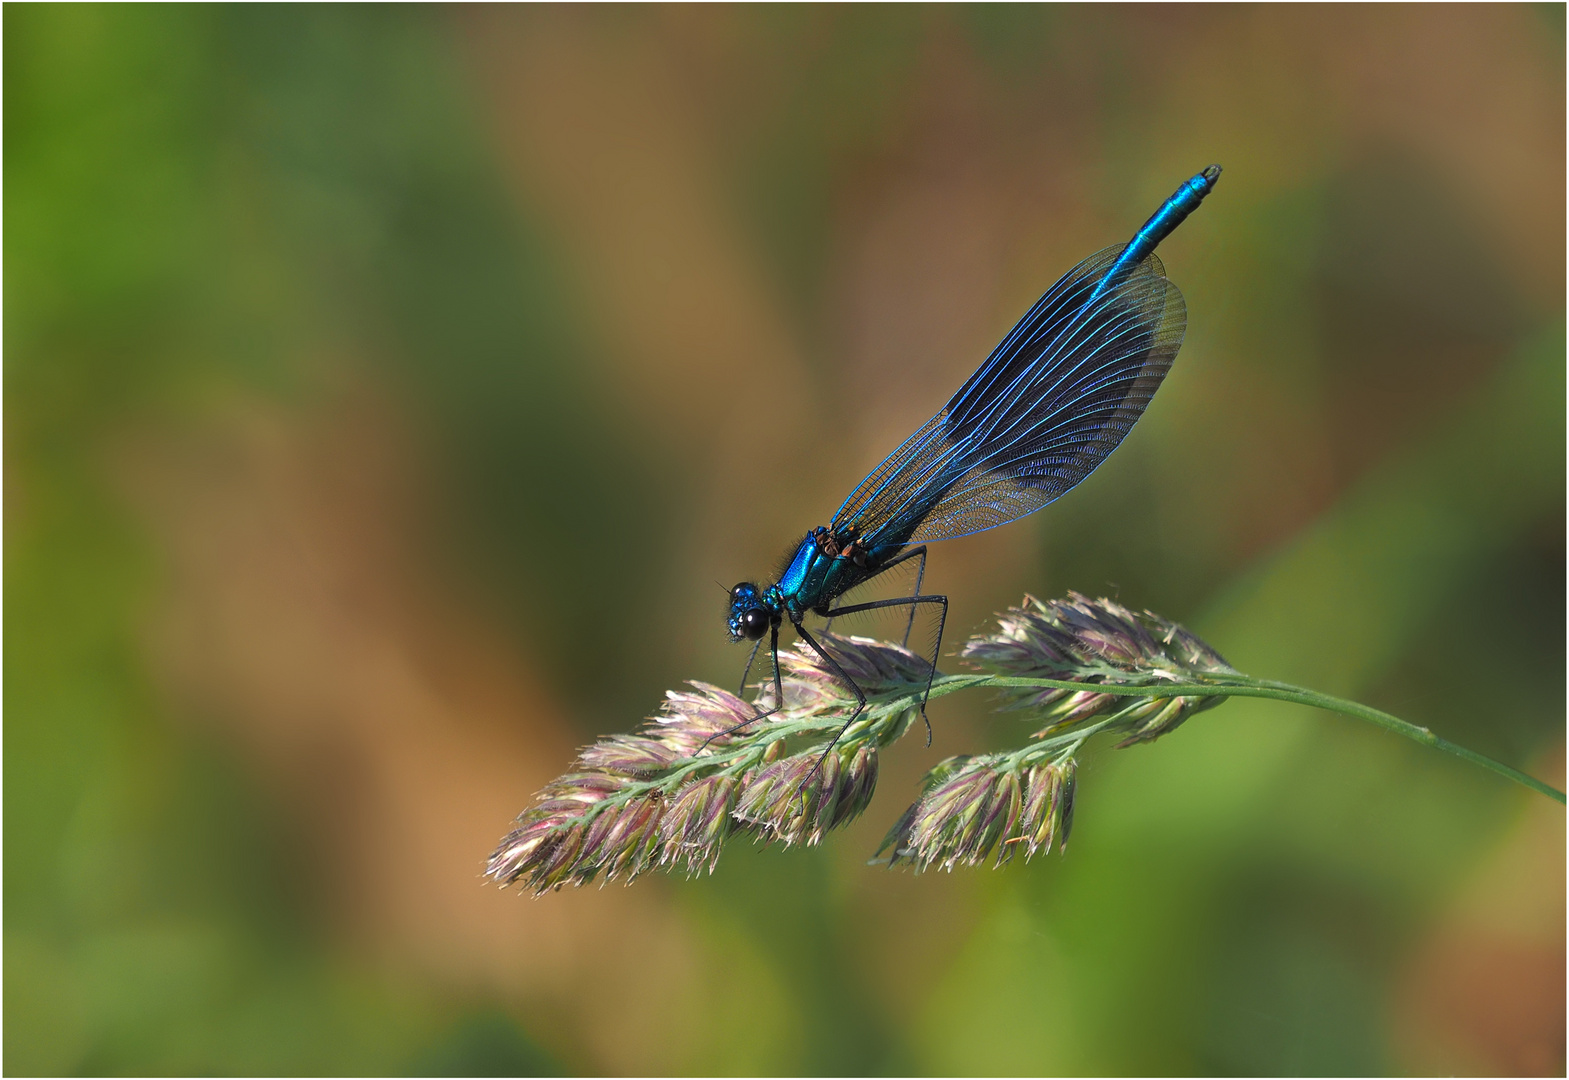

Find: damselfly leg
<box><xmin>822</xmin><ymin>592</ymin><xmax>947</xmax><ymax>746</ymax></box>
<box><xmin>824</xmin><ymin>545</ymin><xmax>928</xmax><ymax>647</ymax></box>
<box><xmin>789</xmin><ymin>616</ymin><xmax>868</xmax><ymax>797</ymax></box>
<box><xmin>790</xmin><ymin>591</ymin><xmax>946</xmax><ymax>802</ymax></box>
<box><xmin>697</xmin><ymin>622</ymin><xmax>784</xmax><ymax>754</ymax></box>
<box><xmin>737</xmin><ymin>636</ymin><xmax>765</xmax><ymax>698</ymax></box>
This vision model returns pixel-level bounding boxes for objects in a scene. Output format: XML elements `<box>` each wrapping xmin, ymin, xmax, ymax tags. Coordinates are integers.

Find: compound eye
<box><xmin>741</xmin><ymin>607</ymin><xmax>770</xmax><ymax>641</ymax></box>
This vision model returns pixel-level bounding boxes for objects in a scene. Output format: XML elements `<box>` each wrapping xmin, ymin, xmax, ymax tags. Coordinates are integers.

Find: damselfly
<box><xmin>725</xmin><ymin>165</ymin><xmax>1221</xmax><ymax>766</ymax></box>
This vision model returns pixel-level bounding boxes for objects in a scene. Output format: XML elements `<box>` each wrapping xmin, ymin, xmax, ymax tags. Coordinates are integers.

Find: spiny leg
<box><xmin>790</xmin><ymin>618</ymin><xmax>869</xmax><ymax>804</ymax></box>
<box><xmin>765</xmin><ymin>621</ymin><xmax>785</xmax><ymax>715</ymax></box>
<box><xmin>699</xmin><ymin>623</ymin><xmax>783</xmax><ymax>755</ymax></box>
<box><xmin>823</xmin><ymin>545</ymin><xmax>928</xmax><ymax>645</ymax></box>
<box><xmin>823</xmin><ymin>593</ymin><xmax>947</xmax><ymax>747</ymax></box>
<box><xmin>737</xmin><ymin>636</ymin><xmax>764</xmax><ymax>698</ymax></box>
<box><xmin>899</xmin><ymin>547</ymin><xmax>928</xmax><ymax>646</ymax></box>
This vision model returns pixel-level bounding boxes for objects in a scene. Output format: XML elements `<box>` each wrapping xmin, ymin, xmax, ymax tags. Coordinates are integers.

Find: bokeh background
<box><xmin>7</xmin><ymin>4</ymin><xmax>1564</xmax><ymax>1075</ymax></box>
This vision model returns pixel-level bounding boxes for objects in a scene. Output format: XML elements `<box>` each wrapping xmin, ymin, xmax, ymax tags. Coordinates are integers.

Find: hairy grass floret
<box><xmin>487</xmin><ymin>591</ymin><xmax>1563</xmax><ymax>895</ymax></box>
<box><xmin>879</xmin><ymin>756</ymin><xmax>1076</xmax><ymax>871</ymax></box>
<box><xmin>487</xmin><ymin>635</ymin><xmax>926</xmax><ymax>894</ymax></box>
<box><xmin>962</xmin><ymin>592</ymin><xmax>1235</xmax><ymax>746</ymax></box>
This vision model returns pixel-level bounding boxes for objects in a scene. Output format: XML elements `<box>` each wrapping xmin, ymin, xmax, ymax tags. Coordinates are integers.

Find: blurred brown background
<box><xmin>6</xmin><ymin>4</ymin><xmax>1564</xmax><ymax>1075</ymax></box>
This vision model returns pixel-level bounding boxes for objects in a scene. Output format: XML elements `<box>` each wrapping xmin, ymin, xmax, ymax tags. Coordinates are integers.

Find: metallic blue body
<box><xmin>727</xmin><ymin>165</ymin><xmax>1222</xmax><ymax>667</ymax></box>
<box><xmin>1090</xmin><ymin>165</ymin><xmax>1221</xmax><ymax>303</ymax></box>
<box><xmin>765</xmin><ymin>527</ymin><xmax>904</xmax><ymax>620</ymax></box>
<box><xmin>773</xmin><ymin>537</ymin><xmax>818</xmax><ymax>607</ymax></box>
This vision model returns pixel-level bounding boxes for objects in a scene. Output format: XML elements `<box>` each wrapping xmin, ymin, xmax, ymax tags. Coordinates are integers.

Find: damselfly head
<box><xmin>727</xmin><ymin>583</ymin><xmax>771</xmax><ymax>642</ymax></box>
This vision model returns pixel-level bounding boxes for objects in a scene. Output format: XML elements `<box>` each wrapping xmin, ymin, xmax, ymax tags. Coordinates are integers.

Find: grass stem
<box><xmin>924</xmin><ymin>673</ymin><xmax>1566</xmax><ymax>805</ymax></box>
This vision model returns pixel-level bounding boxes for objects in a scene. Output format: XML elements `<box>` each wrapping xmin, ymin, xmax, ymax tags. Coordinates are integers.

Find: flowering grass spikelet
<box><xmin>878</xmin><ymin>755</ymin><xmax>1077</xmax><ymax>871</ymax></box>
<box><xmin>486</xmin><ymin>603</ymin><xmax>1234</xmax><ymax>893</ymax></box>
<box><xmin>961</xmin><ymin>592</ymin><xmax>1235</xmax><ymax>746</ymax></box>
<box><xmin>486</xmin><ymin>634</ymin><xmax>928</xmax><ymax>895</ymax></box>
<box><xmin>486</xmin><ymin>590</ymin><xmax>1553</xmax><ymax>893</ymax></box>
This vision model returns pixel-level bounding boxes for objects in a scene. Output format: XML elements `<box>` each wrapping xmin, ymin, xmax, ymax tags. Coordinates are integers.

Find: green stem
<box><xmin>918</xmin><ymin>672</ymin><xmax>1566</xmax><ymax>806</ymax></box>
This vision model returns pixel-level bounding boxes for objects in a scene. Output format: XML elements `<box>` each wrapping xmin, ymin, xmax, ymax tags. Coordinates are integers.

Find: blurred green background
<box><xmin>7</xmin><ymin>4</ymin><xmax>1564</xmax><ymax>1075</ymax></box>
